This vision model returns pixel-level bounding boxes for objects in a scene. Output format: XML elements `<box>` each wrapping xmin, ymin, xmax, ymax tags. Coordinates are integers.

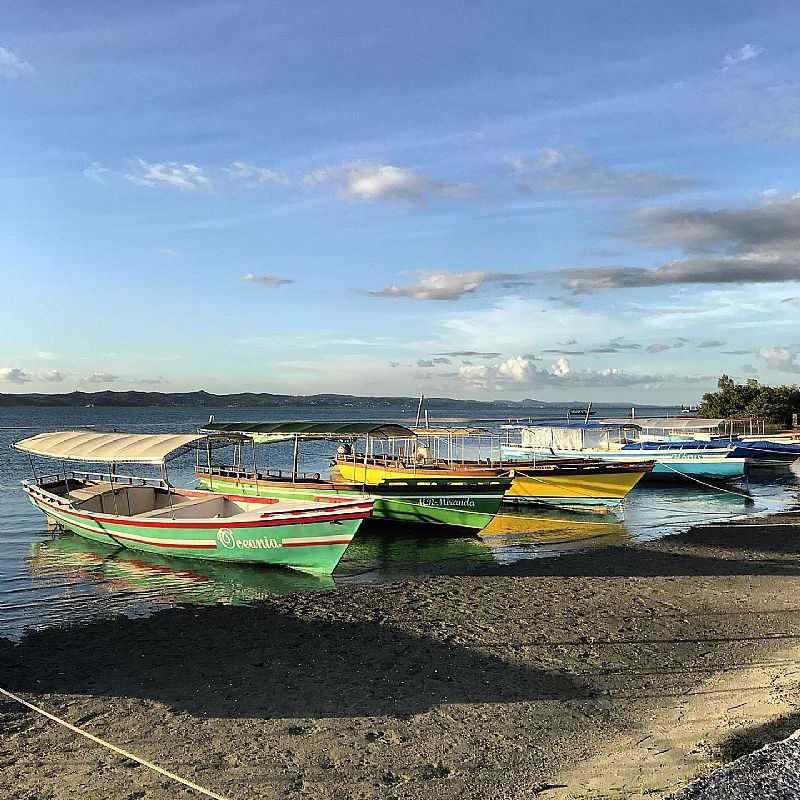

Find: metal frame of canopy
<box><xmin>410</xmin><ymin>427</ymin><xmax>507</xmax><ymax>467</ymax></box>
<box><xmin>14</xmin><ymin>430</ymin><xmax>245</xmax><ymax>520</ymax></box>
<box><xmin>198</xmin><ymin>419</ymin><xmax>419</xmax><ymax>487</ymax></box>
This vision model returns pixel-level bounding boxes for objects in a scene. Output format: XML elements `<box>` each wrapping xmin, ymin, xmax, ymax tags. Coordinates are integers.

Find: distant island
<box><xmin>0</xmin><ymin>389</ymin><xmax>562</xmax><ymax>409</ymax></box>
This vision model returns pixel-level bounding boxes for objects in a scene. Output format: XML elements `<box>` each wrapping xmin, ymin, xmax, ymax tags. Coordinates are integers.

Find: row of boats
<box><xmin>13</xmin><ymin>416</ymin><xmax>799</xmax><ymax>576</ymax></box>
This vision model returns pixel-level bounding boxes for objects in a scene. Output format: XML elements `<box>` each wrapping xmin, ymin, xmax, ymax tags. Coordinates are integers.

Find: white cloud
<box><xmin>0</xmin><ymin>367</ymin><xmax>31</xmax><ymax>384</ymax></box>
<box><xmin>83</xmin><ymin>162</ymin><xmax>111</xmax><ymax>184</ymax></box>
<box><xmin>240</xmin><ymin>273</ymin><xmax>294</xmax><ymax>288</ymax></box>
<box><xmin>160</xmin><ymin>248</ymin><xmax>180</xmax><ymax>257</ymax></box>
<box><xmin>458</xmin><ymin>363</ymin><xmax>491</xmax><ymax>390</ymax></box>
<box><xmin>759</xmin><ymin>347</ymin><xmax>800</xmax><ymax>373</ymax></box>
<box><xmin>305</xmin><ymin>162</ymin><xmax>474</xmax><ymax>204</ymax></box>
<box><xmin>42</xmin><ymin>370</ymin><xmax>64</xmax><ymax>382</ymax></box>
<box><xmin>722</xmin><ymin>44</ymin><xmax>764</xmax><ymax>68</ymax></box>
<box><xmin>370</xmin><ymin>270</ymin><xmax>530</xmax><ymax>300</ymax></box>
<box><xmin>550</xmin><ymin>357</ymin><xmax>571</xmax><ymax>377</ymax></box>
<box><xmin>126</xmin><ymin>159</ymin><xmax>212</xmax><ymax>192</ymax></box>
<box><xmin>510</xmin><ymin>147</ymin><xmax>698</xmax><ymax>198</ymax></box>
<box><xmin>0</xmin><ymin>46</ymin><xmax>34</xmax><ymax>79</ymax></box>
<box><xmin>227</xmin><ymin>161</ymin><xmax>289</xmax><ymax>187</ymax></box>
<box><xmin>498</xmin><ymin>356</ymin><xmax>533</xmax><ymax>383</ymax></box>
<box><xmin>85</xmin><ymin>372</ymin><xmax>119</xmax><ymax>383</ymax></box>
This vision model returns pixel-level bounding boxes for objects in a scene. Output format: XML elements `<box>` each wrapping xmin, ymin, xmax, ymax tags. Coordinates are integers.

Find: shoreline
<box><xmin>2</xmin><ymin>513</ymin><xmax>800</xmax><ymax>799</ymax></box>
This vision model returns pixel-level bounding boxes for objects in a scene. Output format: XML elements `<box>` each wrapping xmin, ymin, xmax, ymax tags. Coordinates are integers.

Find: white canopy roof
<box><xmin>14</xmin><ymin>431</ymin><xmax>227</xmax><ymax>464</ymax></box>
<box><xmin>602</xmin><ymin>417</ymin><xmax>724</xmax><ymax>431</ymax></box>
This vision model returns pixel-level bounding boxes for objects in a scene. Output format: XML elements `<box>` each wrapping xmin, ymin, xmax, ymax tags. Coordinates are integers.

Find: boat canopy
<box><xmin>13</xmin><ymin>431</ymin><xmax>237</xmax><ymax>464</ymax></box>
<box><xmin>601</xmin><ymin>417</ymin><xmax>724</xmax><ymax>431</ymax></box>
<box><xmin>413</xmin><ymin>427</ymin><xmax>490</xmax><ymax>437</ymax></box>
<box><xmin>200</xmin><ymin>421</ymin><xmax>415</xmax><ymax>442</ymax></box>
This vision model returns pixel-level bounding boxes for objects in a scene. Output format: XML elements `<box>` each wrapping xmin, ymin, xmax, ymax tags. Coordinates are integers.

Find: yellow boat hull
<box><xmin>505</xmin><ymin>469</ymin><xmax>644</xmax><ymax>505</ymax></box>
<box><xmin>333</xmin><ymin>461</ymin><xmax>645</xmax><ymax>508</ymax></box>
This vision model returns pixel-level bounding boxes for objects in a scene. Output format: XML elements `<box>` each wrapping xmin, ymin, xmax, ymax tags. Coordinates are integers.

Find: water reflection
<box><xmin>28</xmin><ymin>534</ymin><xmax>335</xmax><ymax>606</ymax></box>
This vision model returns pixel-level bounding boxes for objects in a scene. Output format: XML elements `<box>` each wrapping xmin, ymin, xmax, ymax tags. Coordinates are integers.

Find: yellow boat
<box><xmin>332</xmin><ymin>456</ymin><xmax>651</xmax><ymax>511</ymax></box>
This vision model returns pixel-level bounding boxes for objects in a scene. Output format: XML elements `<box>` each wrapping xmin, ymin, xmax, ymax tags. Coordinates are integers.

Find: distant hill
<box><xmin>0</xmin><ymin>390</ymin><xmax>553</xmax><ymax>409</ymax></box>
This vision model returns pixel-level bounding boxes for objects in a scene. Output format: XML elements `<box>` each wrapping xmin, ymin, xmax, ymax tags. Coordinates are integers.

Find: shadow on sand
<box><xmin>0</xmin><ymin>604</ymin><xmax>587</xmax><ymax>721</ymax></box>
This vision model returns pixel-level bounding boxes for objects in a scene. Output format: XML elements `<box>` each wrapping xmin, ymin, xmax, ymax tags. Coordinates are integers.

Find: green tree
<box><xmin>698</xmin><ymin>375</ymin><xmax>800</xmax><ymax>425</ymax></box>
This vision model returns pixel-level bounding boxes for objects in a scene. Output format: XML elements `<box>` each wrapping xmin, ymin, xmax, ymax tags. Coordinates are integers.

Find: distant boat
<box><xmin>568</xmin><ymin>408</ymin><xmax>595</xmax><ymax>416</ymax></box>
<box><xmin>500</xmin><ymin>422</ymin><xmax>747</xmax><ymax>481</ymax></box>
<box><xmin>84</xmin><ymin>403</ymin><xmax>95</xmax><ymax>408</ymax></box>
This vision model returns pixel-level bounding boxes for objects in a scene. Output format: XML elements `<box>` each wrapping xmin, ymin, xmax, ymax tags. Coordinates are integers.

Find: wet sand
<box><xmin>2</xmin><ymin>513</ymin><xmax>800</xmax><ymax>799</ymax></box>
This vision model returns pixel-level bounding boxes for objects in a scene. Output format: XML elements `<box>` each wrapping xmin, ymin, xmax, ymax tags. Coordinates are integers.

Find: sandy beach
<box><xmin>2</xmin><ymin>514</ymin><xmax>800</xmax><ymax>799</ymax></box>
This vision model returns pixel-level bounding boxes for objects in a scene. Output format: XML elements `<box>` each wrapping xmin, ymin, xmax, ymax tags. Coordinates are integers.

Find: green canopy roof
<box><xmin>200</xmin><ymin>421</ymin><xmax>415</xmax><ymax>441</ymax></box>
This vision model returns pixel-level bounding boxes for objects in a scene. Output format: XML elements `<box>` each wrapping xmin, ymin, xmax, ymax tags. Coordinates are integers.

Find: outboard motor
<box><xmin>415</xmin><ymin>444</ymin><xmax>431</xmax><ymax>463</ymax></box>
<box><xmin>337</xmin><ymin>443</ymin><xmax>352</xmax><ymax>458</ymax></box>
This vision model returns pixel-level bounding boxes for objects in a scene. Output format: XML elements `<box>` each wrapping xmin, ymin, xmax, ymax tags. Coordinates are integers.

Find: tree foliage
<box><xmin>698</xmin><ymin>375</ymin><xmax>800</xmax><ymax>425</ymax></box>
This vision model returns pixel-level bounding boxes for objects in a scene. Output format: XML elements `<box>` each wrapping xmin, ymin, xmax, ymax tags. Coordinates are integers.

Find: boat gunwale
<box><xmin>23</xmin><ymin>479</ymin><xmax>374</xmax><ymax>530</ymax></box>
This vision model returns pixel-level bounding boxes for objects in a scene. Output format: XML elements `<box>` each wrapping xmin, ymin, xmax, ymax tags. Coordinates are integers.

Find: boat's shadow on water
<box><xmin>0</xmin><ymin>604</ymin><xmax>587</xmax><ymax>720</ymax></box>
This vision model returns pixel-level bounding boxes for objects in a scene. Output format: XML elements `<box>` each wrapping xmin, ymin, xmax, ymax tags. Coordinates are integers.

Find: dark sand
<box><xmin>2</xmin><ymin>514</ymin><xmax>800</xmax><ymax>799</ymax></box>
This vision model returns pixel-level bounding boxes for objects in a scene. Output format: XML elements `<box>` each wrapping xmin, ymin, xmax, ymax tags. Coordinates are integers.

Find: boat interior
<box><xmin>41</xmin><ymin>477</ymin><xmax>319</xmax><ymax>519</ymax></box>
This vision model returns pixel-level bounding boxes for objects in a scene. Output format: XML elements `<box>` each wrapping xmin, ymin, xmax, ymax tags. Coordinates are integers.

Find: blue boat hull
<box><xmin>501</xmin><ymin>447</ymin><xmax>747</xmax><ymax>481</ymax></box>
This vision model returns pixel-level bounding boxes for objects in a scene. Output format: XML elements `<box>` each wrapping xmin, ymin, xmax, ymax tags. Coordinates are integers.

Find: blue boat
<box><xmin>713</xmin><ymin>439</ymin><xmax>800</xmax><ymax>464</ymax></box>
<box><xmin>501</xmin><ymin>422</ymin><xmax>747</xmax><ymax>482</ymax></box>
<box><xmin>601</xmin><ymin>417</ymin><xmax>800</xmax><ymax>466</ymax></box>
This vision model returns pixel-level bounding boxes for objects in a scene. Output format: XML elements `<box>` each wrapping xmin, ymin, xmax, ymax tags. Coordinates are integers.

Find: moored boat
<box><xmin>14</xmin><ymin>431</ymin><xmax>372</xmax><ymax>574</ymax></box>
<box><xmin>501</xmin><ymin>422</ymin><xmax>747</xmax><ymax>481</ymax></box>
<box><xmin>197</xmin><ymin>421</ymin><xmax>511</xmax><ymax>532</ymax></box>
<box><xmin>603</xmin><ymin>417</ymin><xmax>800</xmax><ymax>466</ymax></box>
<box><xmin>331</xmin><ymin>454</ymin><xmax>651</xmax><ymax>511</ymax></box>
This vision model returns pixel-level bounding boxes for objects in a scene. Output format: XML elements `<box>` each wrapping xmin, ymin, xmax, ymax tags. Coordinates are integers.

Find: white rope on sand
<box><xmin>0</xmin><ymin>686</ymin><xmax>231</xmax><ymax>800</ymax></box>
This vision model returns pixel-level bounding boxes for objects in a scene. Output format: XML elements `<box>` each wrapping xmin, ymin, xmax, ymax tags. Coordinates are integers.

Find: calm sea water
<box><xmin>1</xmin><ymin>405</ymin><xmax>798</xmax><ymax>639</ymax></box>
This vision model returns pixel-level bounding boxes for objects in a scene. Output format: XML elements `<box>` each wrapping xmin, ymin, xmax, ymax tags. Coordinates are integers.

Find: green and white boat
<box><xmin>14</xmin><ymin>430</ymin><xmax>373</xmax><ymax>575</ymax></box>
<box><xmin>196</xmin><ymin>421</ymin><xmax>511</xmax><ymax>532</ymax></box>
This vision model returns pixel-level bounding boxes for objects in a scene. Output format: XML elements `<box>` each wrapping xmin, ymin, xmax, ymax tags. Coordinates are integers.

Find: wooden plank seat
<box><xmin>133</xmin><ymin>496</ymin><xmax>217</xmax><ymax>518</ymax></box>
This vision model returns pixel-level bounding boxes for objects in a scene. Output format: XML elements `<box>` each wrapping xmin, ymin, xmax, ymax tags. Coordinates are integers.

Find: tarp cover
<box><xmin>14</xmin><ymin>431</ymin><xmax>226</xmax><ymax>464</ymax></box>
<box><xmin>521</xmin><ymin>426</ymin><xmax>586</xmax><ymax>450</ymax></box>
<box><xmin>201</xmin><ymin>421</ymin><xmax>415</xmax><ymax>441</ymax></box>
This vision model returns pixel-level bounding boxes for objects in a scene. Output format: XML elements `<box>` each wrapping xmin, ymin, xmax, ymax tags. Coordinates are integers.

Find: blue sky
<box><xmin>2</xmin><ymin>0</ymin><xmax>800</xmax><ymax>402</ymax></box>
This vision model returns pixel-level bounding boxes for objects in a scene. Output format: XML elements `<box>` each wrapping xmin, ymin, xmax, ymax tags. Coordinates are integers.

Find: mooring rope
<box><xmin>657</xmin><ymin>462</ymin><xmax>757</xmax><ymax>501</ymax></box>
<box><xmin>0</xmin><ymin>686</ymin><xmax>230</xmax><ymax>800</ymax></box>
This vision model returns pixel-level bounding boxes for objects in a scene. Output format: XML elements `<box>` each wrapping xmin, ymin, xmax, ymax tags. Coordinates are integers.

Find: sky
<box><xmin>2</xmin><ymin>0</ymin><xmax>800</xmax><ymax>403</ymax></box>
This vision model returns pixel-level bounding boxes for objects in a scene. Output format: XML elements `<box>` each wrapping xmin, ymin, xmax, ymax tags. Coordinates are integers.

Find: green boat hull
<box><xmin>26</xmin><ymin>491</ymin><xmax>360</xmax><ymax>575</ymax></box>
<box><xmin>195</xmin><ymin>475</ymin><xmax>503</xmax><ymax>531</ymax></box>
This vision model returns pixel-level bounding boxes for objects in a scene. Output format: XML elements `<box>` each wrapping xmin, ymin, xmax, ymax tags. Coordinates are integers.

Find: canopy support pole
<box><xmin>251</xmin><ymin>439</ymin><xmax>259</xmax><ymax>491</ymax></box>
<box><xmin>61</xmin><ymin>461</ymin><xmax>70</xmax><ymax>501</ymax></box>
<box><xmin>110</xmin><ymin>463</ymin><xmax>120</xmax><ymax>516</ymax></box>
<box><xmin>292</xmin><ymin>435</ymin><xmax>299</xmax><ymax>484</ymax></box>
<box><xmin>363</xmin><ymin>435</ymin><xmax>369</xmax><ymax>490</ymax></box>
<box><xmin>162</xmin><ymin>462</ymin><xmax>175</xmax><ymax>519</ymax></box>
<box><xmin>206</xmin><ymin>438</ymin><xmax>213</xmax><ymax>491</ymax></box>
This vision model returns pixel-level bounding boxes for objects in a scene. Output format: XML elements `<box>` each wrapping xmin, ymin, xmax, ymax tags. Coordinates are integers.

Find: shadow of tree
<box><xmin>0</xmin><ymin>604</ymin><xmax>589</xmax><ymax>720</ymax></box>
<box><xmin>718</xmin><ymin>710</ymin><xmax>800</xmax><ymax>761</ymax></box>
